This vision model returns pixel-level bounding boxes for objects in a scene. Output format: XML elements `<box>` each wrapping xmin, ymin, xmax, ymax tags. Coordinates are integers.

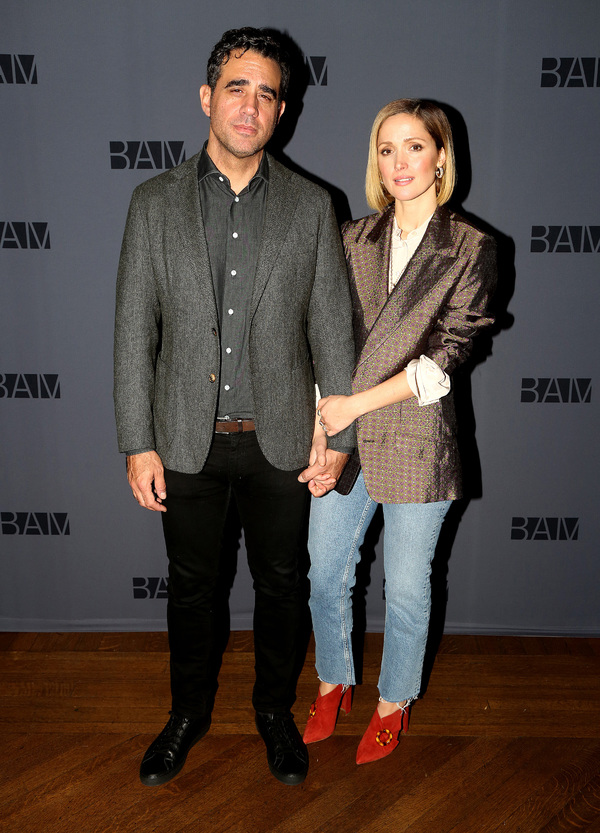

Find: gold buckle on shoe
<box><xmin>376</xmin><ymin>728</ymin><xmax>394</xmax><ymax>747</ymax></box>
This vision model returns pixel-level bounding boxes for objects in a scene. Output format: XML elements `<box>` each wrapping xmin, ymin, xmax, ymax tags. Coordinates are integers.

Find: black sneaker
<box><xmin>255</xmin><ymin>711</ymin><xmax>309</xmax><ymax>785</ymax></box>
<box><xmin>139</xmin><ymin>712</ymin><xmax>211</xmax><ymax>786</ymax></box>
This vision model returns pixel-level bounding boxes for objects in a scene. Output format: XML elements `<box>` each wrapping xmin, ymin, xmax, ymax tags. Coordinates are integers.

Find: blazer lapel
<box><xmin>352</xmin><ymin>206</ymin><xmax>393</xmax><ymax>333</ymax></box>
<box><xmin>355</xmin><ymin>206</ymin><xmax>456</xmax><ymax>370</ymax></box>
<box><xmin>250</xmin><ymin>154</ymin><xmax>297</xmax><ymax>315</ymax></box>
<box><xmin>172</xmin><ymin>152</ymin><xmax>217</xmax><ymax>309</ymax></box>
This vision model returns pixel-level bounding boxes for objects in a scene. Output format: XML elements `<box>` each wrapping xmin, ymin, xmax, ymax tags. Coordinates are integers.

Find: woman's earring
<box><xmin>436</xmin><ymin>166</ymin><xmax>444</xmax><ymax>179</ymax></box>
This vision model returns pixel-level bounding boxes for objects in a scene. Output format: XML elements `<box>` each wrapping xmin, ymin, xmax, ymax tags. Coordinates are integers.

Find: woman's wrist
<box><xmin>351</xmin><ymin>391</ymin><xmax>370</xmax><ymax>419</ymax></box>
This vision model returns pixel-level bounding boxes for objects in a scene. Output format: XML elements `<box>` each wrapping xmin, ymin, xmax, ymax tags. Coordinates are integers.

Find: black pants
<box><xmin>161</xmin><ymin>431</ymin><xmax>309</xmax><ymax>717</ymax></box>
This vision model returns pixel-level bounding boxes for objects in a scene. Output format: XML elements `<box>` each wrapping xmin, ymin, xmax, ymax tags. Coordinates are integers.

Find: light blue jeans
<box><xmin>308</xmin><ymin>471</ymin><xmax>451</xmax><ymax>703</ymax></box>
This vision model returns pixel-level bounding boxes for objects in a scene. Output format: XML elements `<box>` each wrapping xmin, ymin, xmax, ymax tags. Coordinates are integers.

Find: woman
<box><xmin>303</xmin><ymin>99</ymin><xmax>496</xmax><ymax>764</ymax></box>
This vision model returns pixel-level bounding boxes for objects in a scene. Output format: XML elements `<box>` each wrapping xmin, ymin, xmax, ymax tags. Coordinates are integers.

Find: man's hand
<box><xmin>299</xmin><ymin>448</ymin><xmax>349</xmax><ymax>497</ymax></box>
<box><xmin>126</xmin><ymin>451</ymin><xmax>167</xmax><ymax>512</ymax></box>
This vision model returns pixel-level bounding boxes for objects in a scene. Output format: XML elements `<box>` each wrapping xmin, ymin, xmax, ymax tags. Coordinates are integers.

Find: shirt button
<box><xmin>232</xmin><ymin>232</ymin><xmax>238</xmax><ymax>239</ymax></box>
<box><xmin>224</xmin><ymin>385</ymin><xmax>230</xmax><ymax>391</ymax></box>
<box><xmin>231</xmin><ymin>270</ymin><xmax>237</xmax><ymax>276</ymax></box>
<box><xmin>228</xmin><ymin>309</ymin><xmax>234</xmax><ymax>315</ymax></box>
<box><xmin>209</xmin><ymin>373</ymin><xmax>216</xmax><ymax>382</ymax></box>
<box><xmin>219</xmin><ymin>176</ymin><xmax>224</xmax><ymax>182</ymax></box>
<box><xmin>226</xmin><ymin>347</ymin><xmax>232</xmax><ymax>354</ymax></box>
<box><xmin>234</xmin><ymin>196</ymin><xmax>239</xmax><ymax>202</ymax></box>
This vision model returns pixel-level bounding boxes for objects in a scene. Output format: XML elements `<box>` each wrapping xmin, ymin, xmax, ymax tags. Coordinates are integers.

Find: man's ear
<box><xmin>199</xmin><ymin>85</ymin><xmax>211</xmax><ymax>117</ymax></box>
<box><xmin>276</xmin><ymin>100</ymin><xmax>286</xmax><ymax>124</ymax></box>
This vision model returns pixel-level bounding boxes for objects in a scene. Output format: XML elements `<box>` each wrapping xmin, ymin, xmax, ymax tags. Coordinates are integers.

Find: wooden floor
<box><xmin>2</xmin><ymin>632</ymin><xmax>600</xmax><ymax>833</ymax></box>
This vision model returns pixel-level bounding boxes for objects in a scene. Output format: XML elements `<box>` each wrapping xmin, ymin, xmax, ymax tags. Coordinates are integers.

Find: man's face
<box><xmin>200</xmin><ymin>50</ymin><xmax>285</xmax><ymax>162</ymax></box>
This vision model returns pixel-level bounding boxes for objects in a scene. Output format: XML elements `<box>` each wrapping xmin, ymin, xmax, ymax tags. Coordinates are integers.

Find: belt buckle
<box><xmin>216</xmin><ymin>418</ymin><xmax>245</xmax><ymax>434</ymax></box>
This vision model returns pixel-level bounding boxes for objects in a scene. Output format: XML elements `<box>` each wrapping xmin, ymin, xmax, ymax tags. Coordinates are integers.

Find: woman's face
<box><xmin>377</xmin><ymin>114</ymin><xmax>445</xmax><ymax>209</ymax></box>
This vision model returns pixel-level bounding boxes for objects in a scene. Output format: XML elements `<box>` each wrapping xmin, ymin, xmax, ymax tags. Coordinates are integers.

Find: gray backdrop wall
<box><xmin>1</xmin><ymin>0</ymin><xmax>598</xmax><ymax>634</ymax></box>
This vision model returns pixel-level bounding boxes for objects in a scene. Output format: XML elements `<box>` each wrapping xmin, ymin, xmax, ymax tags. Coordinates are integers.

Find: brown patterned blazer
<box><xmin>340</xmin><ymin>204</ymin><xmax>496</xmax><ymax>504</ymax></box>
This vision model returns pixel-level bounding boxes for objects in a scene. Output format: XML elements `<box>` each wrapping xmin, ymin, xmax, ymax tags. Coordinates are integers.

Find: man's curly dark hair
<box><xmin>206</xmin><ymin>27</ymin><xmax>291</xmax><ymax>102</ymax></box>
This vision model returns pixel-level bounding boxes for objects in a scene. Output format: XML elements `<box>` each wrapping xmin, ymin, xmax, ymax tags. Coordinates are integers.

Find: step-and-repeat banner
<box><xmin>1</xmin><ymin>0</ymin><xmax>598</xmax><ymax>634</ymax></box>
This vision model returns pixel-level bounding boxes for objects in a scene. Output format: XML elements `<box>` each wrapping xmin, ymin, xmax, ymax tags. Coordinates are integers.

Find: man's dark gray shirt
<box><xmin>198</xmin><ymin>145</ymin><xmax>268</xmax><ymax>420</ymax></box>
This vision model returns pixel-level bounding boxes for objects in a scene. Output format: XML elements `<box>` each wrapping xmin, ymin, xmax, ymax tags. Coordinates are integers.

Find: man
<box><xmin>114</xmin><ymin>28</ymin><xmax>355</xmax><ymax>787</ymax></box>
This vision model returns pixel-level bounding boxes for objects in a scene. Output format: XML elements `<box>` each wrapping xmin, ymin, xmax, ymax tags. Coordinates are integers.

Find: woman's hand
<box><xmin>317</xmin><ymin>394</ymin><xmax>359</xmax><ymax>436</ymax></box>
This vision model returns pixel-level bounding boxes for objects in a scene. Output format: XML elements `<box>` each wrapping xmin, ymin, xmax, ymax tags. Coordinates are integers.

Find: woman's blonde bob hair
<box><xmin>365</xmin><ymin>99</ymin><xmax>456</xmax><ymax>213</ymax></box>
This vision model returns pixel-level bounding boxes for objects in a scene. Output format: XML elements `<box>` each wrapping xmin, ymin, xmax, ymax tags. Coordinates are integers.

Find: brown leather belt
<box><xmin>215</xmin><ymin>419</ymin><xmax>256</xmax><ymax>433</ymax></box>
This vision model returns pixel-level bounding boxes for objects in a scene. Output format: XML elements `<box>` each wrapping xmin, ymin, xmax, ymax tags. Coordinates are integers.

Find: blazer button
<box><xmin>209</xmin><ymin>373</ymin><xmax>216</xmax><ymax>382</ymax></box>
<box><xmin>212</xmin><ymin>328</ymin><xmax>217</xmax><ymax>336</ymax></box>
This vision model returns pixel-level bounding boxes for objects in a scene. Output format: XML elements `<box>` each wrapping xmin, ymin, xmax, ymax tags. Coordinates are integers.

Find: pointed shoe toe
<box><xmin>356</xmin><ymin>705</ymin><xmax>409</xmax><ymax>765</ymax></box>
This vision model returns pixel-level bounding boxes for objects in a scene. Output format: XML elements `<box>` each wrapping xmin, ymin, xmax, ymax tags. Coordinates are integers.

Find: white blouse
<box><xmin>390</xmin><ymin>214</ymin><xmax>450</xmax><ymax>407</ymax></box>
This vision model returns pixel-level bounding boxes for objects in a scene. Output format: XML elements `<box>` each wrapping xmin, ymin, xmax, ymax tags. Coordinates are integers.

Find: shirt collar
<box><xmin>197</xmin><ymin>142</ymin><xmax>270</xmax><ymax>189</ymax></box>
<box><xmin>392</xmin><ymin>211</ymin><xmax>434</xmax><ymax>243</ymax></box>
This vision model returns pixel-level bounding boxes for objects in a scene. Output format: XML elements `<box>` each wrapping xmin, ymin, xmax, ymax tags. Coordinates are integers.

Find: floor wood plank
<box><xmin>2</xmin><ymin>634</ymin><xmax>600</xmax><ymax>833</ymax></box>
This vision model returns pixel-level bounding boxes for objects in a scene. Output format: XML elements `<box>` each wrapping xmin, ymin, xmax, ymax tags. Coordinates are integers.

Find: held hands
<box><xmin>299</xmin><ymin>448</ymin><xmax>349</xmax><ymax>497</ymax></box>
<box><xmin>298</xmin><ymin>414</ymin><xmax>349</xmax><ymax>497</ymax></box>
<box><xmin>316</xmin><ymin>394</ymin><xmax>359</xmax><ymax>436</ymax></box>
<box><xmin>126</xmin><ymin>450</ymin><xmax>167</xmax><ymax>512</ymax></box>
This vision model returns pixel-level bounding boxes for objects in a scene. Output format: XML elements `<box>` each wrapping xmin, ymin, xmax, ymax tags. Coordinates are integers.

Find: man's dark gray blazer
<box><xmin>114</xmin><ymin>150</ymin><xmax>355</xmax><ymax>474</ymax></box>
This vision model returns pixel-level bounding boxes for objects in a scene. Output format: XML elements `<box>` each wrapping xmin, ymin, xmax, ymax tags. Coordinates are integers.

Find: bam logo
<box><xmin>541</xmin><ymin>57</ymin><xmax>600</xmax><ymax>87</ymax></box>
<box><xmin>511</xmin><ymin>517</ymin><xmax>579</xmax><ymax>541</ymax></box>
<box><xmin>110</xmin><ymin>141</ymin><xmax>186</xmax><ymax>170</ymax></box>
<box><xmin>521</xmin><ymin>378</ymin><xmax>591</xmax><ymax>404</ymax></box>
<box><xmin>0</xmin><ymin>54</ymin><xmax>38</xmax><ymax>84</ymax></box>
<box><xmin>0</xmin><ymin>222</ymin><xmax>50</xmax><ymax>249</ymax></box>
<box><xmin>133</xmin><ymin>577</ymin><xmax>168</xmax><ymax>599</ymax></box>
<box><xmin>0</xmin><ymin>374</ymin><xmax>61</xmax><ymax>398</ymax></box>
<box><xmin>531</xmin><ymin>226</ymin><xmax>600</xmax><ymax>253</ymax></box>
<box><xmin>1</xmin><ymin>512</ymin><xmax>70</xmax><ymax>535</ymax></box>
<box><xmin>306</xmin><ymin>56</ymin><xmax>328</xmax><ymax>86</ymax></box>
